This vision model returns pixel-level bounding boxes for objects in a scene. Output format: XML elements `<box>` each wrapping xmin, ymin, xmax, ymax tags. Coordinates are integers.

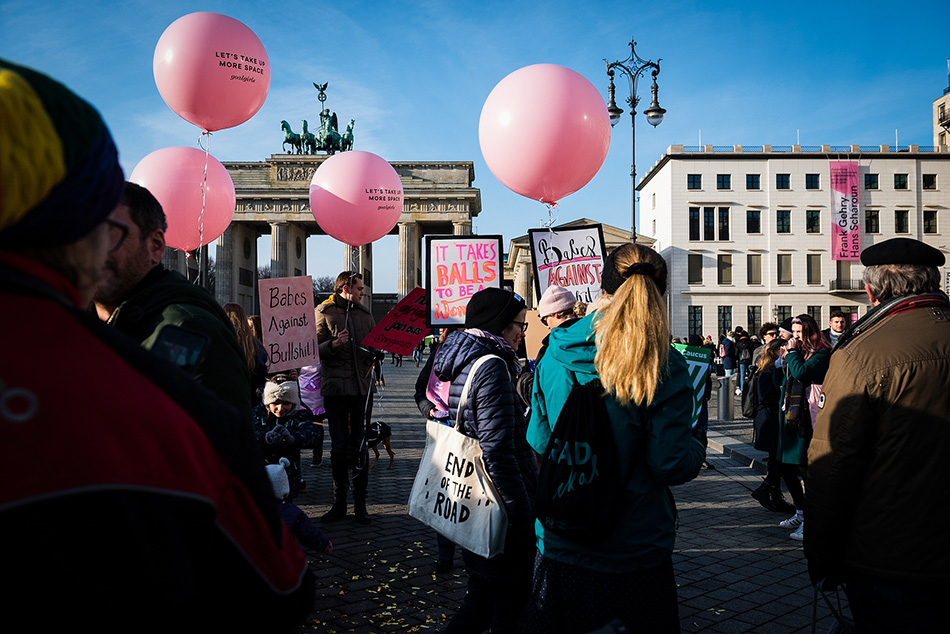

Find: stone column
<box><xmin>514</xmin><ymin>259</ymin><xmax>533</xmax><ymax>308</ymax></box>
<box><xmin>397</xmin><ymin>221</ymin><xmax>419</xmax><ymax>299</ymax></box>
<box><xmin>270</xmin><ymin>222</ymin><xmax>288</xmax><ymax>278</ymax></box>
<box><xmin>340</xmin><ymin>243</ymin><xmax>373</xmax><ymax>309</ymax></box>
<box><xmin>453</xmin><ymin>220</ymin><xmax>472</xmax><ymax>235</ymax></box>
<box><xmin>162</xmin><ymin>248</ymin><xmax>187</xmax><ymax>276</ymax></box>
<box><xmin>214</xmin><ymin>225</ymin><xmax>234</xmax><ymax>306</ymax></box>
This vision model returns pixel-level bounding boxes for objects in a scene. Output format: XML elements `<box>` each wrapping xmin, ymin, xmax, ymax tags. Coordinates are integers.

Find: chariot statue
<box><xmin>278</xmin><ymin>82</ymin><xmax>355</xmax><ymax>155</ymax></box>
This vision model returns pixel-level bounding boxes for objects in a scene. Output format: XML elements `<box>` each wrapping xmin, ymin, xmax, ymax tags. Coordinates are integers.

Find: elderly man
<box><xmin>805</xmin><ymin>237</ymin><xmax>950</xmax><ymax>632</ymax></box>
<box><xmin>0</xmin><ymin>59</ymin><xmax>312</xmax><ymax>629</ymax></box>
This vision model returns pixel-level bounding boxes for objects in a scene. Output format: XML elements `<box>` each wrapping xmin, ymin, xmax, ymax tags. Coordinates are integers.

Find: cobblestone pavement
<box><xmin>291</xmin><ymin>361</ymin><xmax>848</xmax><ymax>633</ymax></box>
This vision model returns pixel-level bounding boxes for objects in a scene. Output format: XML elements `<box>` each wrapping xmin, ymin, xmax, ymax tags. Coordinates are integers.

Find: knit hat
<box><xmin>263</xmin><ymin>379</ymin><xmax>300</xmax><ymax>405</ymax></box>
<box><xmin>779</xmin><ymin>318</ymin><xmax>794</xmax><ymax>337</ymax></box>
<box><xmin>537</xmin><ymin>285</ymin><xmax>576</xmax><ymax>319</ymax></box>
<box><xmin>265</xmin><ymin>458</ymin><xmax>291</xmax><ymax>500</ymax></box>
<box><xmin>0</xmin><ymin>59</ymin><xmax>124</xmax><ymax>248</ymax></box>
<box><xmin>464</xmin><ymin>287</ymin><xmax>526</xmax><ymax>335</ymax></box>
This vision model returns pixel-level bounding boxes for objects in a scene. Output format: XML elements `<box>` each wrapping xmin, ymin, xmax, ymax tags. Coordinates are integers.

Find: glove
<box><xmin>265</xmin><ymin>424</ymin><xmax>288</xmax><ymax>445</ymax></box>
<box><xmin>278</xmin><ymin>426</ymin><xmax>295</xmax><ymax>444</ymax></box>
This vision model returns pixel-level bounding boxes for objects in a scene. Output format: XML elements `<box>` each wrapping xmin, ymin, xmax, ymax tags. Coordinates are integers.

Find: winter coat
<box><xmin>721</xmin><ymin>337</ymin><xmax>737</xmax><ymax>370</ymax></box>
<box><xmin>751</xmin><ymin>367</ymin><xmax>780</xmax><ymax>453</ymax></box>
<box><xmin>253</xmin><ymin>403</ymin><xmax>319</xmax><ymax>500</ymax></box>
<box><xmin>806</xmin><ymin>292</ymin><xmax>950</xmax><ymax>587</ymax></box>
<box><xmin>279</xmin><ymin>501</ymin><xmax>332</xmax><ymax>553</ymax></box>
<box><xmin>775</xmin><ymin>348</ymin><xmax>830</xmax><ymax>465</ymax></box>
<box><xmin>106</xmin><ymin>265</ymin><xmax>254</xmax><ymax>420</ymax></box>
<box><xmin>315</xmin><ymin>294</ymin><xmax>379</xmax><ymax>397</ymax></box>
<box><xmin>433</xmin><ymin>330</ymin><xmax>537</xmax><ymax>525</ymax></box>
<box><xmin>0</xmin><ymin>252</ymin><xmax>313</xmax><ymax>629</ymax></box>
<box><xmin>527</xmin><ymin>313</ymin><xmax>705</xmax><ymax>573</ymax></box>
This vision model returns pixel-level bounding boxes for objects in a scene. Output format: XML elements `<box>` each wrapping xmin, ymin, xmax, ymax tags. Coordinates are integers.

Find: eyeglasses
<box><xmin>104</xmin><ymin>218</ymin><xmax>129</xmax><ymax>253</ymax></box>
<box><xmin>766</xmin><ymin>331</ymin><xmax>779</xmax><ymax>337</ymax></box>
<box><xmin>512</xmin><ymin>320</ymin><xmax>528</xmax><ymax>333</ymax></box>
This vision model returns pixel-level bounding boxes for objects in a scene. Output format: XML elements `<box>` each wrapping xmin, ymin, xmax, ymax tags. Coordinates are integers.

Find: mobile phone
<box><xmin>151</xmin><ymin>325</ymin><xmax>210</xmax><ymax>375</ymax></box>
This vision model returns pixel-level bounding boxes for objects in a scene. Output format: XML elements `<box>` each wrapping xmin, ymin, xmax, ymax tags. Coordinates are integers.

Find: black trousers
<box><xmin>323</xmin><ymin>394</ymin><xmax>371</xmax><ymax>500</ymax></box>
<box><xmin>764</xmin><ymin>453</ymin><xmax>806</xmax><ymax>509</ymax></box>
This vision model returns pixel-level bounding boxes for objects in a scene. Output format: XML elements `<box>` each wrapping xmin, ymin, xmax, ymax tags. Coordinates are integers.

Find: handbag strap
<box><xmin>455</xmin><ymin>354</ymin><xmax>506</xmax><ymax>431</ymax></box>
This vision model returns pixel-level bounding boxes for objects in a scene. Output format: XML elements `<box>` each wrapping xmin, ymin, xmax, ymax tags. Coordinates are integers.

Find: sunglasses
<box><xmin>104</xmin><ymin>218</ymin><xmax>129</xmax><ymax>253</ymax></box>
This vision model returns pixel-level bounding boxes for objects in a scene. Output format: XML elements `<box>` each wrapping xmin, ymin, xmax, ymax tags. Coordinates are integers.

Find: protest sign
<box><xmin>362</xmin><ymin>287</ymin><xmax>429</xmax><ymax>355</ymax></box>
<box><xmin>672</xmin><ymin>343</ymin><xmax>712</xmax><ymax>431</ymax></box>
<box><xmin>528</xmin><ymin>224</ymin><xmax>607</xmax><ymax>304</ymax></box>
<box><xmin>425</xmin><ymin>235</ymin><xmax>503</xmax><ymax>327</ymax></box>
<box><xmin>258</xmin><ymin>275</ymin><xmax>318</xmax><ymax>373</ymax></box>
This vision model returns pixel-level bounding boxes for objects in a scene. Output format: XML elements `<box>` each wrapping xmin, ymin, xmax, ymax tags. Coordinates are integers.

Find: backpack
<box><xmin>741</xmin><ymin>369</ymin><xmax>760</xmax><ymax>418</ymax></box>
<box><xmin>739</xmin><ymin>340</ymin><xmax>751</xmax><ymax>362</ymax></box>
<box><xmin>535</xmin><ymin>374</ymin><xmax>620</xmax><ymax>542</ymax></box>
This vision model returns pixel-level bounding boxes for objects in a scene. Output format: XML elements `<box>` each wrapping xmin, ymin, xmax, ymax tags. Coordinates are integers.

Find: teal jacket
<box><xmin>775</xmin><ymin>348</ymin><xmax>830</xmax><ymax>465</ymax></box>
<box><xmin>527</xmin><ymin>313</ymin><xmax>705</xmax><ymax>572</ymax></box>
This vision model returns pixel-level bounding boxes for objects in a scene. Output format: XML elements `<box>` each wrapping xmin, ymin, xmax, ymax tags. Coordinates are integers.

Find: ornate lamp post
<box><xmin>605</xmin><ymin>39</ymin><xmax>666</xmax><ymax>234</ymax></box>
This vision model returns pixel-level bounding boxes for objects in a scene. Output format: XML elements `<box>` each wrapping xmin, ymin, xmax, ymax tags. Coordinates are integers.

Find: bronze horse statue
<box><xmin>280</xmin><ymin>120</ymin><xmax>302</xmax><ymax>154</ymax></box>
<box><xmin>341</xmin><ymin>119</ymin><xmax>355</xmax><ymax>152</ymax></box>
<box><xmin>316</xmin><ymin>116</ymin><xmax>343</xmax><ymax>154</ymax></box>
<box><xmin>301</xmin><ymin>120</ymin><xmax>318</xmax><ymax>154</ymax></box>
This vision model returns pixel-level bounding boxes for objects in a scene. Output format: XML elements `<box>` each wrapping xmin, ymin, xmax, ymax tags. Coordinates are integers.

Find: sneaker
<box><xmin>789</xmin><ymin>523</ymin><xmax>804</xmax><ymax>541</ymax></box>
<box><xmin>779</xmin><ymin>514</ymin><xmax>803</xmax><ymax>529</ymax></box>
<box><xmin>735</xmin><ymin>387</ymin><xmax>742</xmax><ymax>396</ymax></box>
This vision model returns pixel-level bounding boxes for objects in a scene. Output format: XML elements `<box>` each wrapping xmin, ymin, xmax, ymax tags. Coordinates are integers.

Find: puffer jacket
<box><xmin>806</xmin><ymin>292</ymin><xmax>950</xmax><ymax>587</ymax></box>
<box><xmin>315</xmin><ymin>294</ymin><xmax>378</xmax><ymax>396</ymax></box>
<box><xmin>433</xmin><ymin>330</ymin><xmax>537</xmax><ymax>525</ymax></box>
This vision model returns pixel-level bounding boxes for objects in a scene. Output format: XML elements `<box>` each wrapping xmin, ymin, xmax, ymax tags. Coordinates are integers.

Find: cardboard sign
<box><xmin>672</xmin><ymin>343</ymin><xmax>712</xmax><ymax>430</ymax></box>
<box><xmin>258</xmin><ymin>275</ymin><xmax>318</xmax><ymax>373</ymax></box>
<box><xmin>529</xmin><ymin>224</ymin><xmax>607</xmax><ymax>304</ymax></box>
<box><xmin>362</xmin><ymin>287</ymin><xmax>429</xmax><ymax>355</ymax></box>
<box><xmin>425</xmin><ymin>235</ymin><xmax>503</xmax><ymax>327</ymax></box>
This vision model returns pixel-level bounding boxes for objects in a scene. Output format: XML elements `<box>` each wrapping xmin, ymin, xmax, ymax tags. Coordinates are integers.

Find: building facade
<box><xmin>637</xmin><ymin>144</ymin><xmax>950</xmax><ymax>338</ymax></box>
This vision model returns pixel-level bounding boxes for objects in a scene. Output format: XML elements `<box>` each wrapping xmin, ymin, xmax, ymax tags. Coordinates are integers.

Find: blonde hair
<box><xmin>224</xmin><ymin>302</ymin><xmax>258</xmax><ymax>373</ymax></box>
<box><xmin>592</xmin><ymin>244</ymin><xmax>669</xmax><ymax>407</ymax></box>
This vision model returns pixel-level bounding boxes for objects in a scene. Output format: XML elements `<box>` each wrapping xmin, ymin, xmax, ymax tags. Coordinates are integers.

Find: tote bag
<box><xmin>407</xmin><ymin>355</ymin><xmax>508</xmax><ymax>558</ymax></box>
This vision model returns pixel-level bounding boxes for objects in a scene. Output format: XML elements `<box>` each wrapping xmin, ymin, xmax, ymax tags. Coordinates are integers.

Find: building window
<box><xmin>718</xmin><ymin>255</ymin><xmax>733</xmax><ymax>285</ymax></box>
<box><xmin>776</xmin><ymin>174</ymin><xmax>790</xmax><ymax>189</ymax></box>
<box><xmin>717</xmin><ymin>174</ymin><xmax>731</xmax><ymax>190</ymax></box>
<box><xmin>807</xmin><ymin>254</ymin><xmax>822</xmax><ymax>285</ymax></box>
<box><xmin>718</xmin><ymin>207</ymin><xmax>730</xmax><ymax>241</ymax></box>
<box><xmin>894</xmin><ymin>174</ymin><xmax>908</xmax><ymax>190</ymax></box>
<box><xmin>747</xmin><ymin>174</ymin><xmax>760</xmax><ymax>190</ymax></box>
<box><xmin>704</xmin><ymin>207</ymin><xmax>715</xmax><ymax>241</ymax></box>
<box><xmin>689</xmin><ymin>207</ymin><xmax>700</xmax><ymax>241</ymax></box>
<box><xmin>777</xmin><ymin>253</ymin><xmax>792</xmax><ymax>285</ymax></box>
<box><xmin>718</xmin><ymin>306</ymin><xmax>732</xmax><ymax>336</ymax></box>
<box><xmin>865</xmin><ymin>209</ymin><xmax>880</xmax><ymax>234</ymax></box>
<box><xmin>747</xmin><ymin>254</ymin><xmax>762</xmax><ymax>285</ymax></box>
<box><xmin>865</xmin><ymin>173</ymin><xmax>879</xmax><ymax>190</ymax></box>
<box><xmin>777</xmin><ymin>209</ymin><xmax>791</xmax><ymax>233</ymax></box>
<box><xmin>923</xmin><ymin>174</ymin><xmax>937</xmax><ymax>190</ymax></box>
<box><xmin>775</xmin><ymin>305</ymin><xmax>792</xmax><ymax>323</ymax></box>
<box><xmin>688</xmin><ymin>306</ymin><xmax>703</xmax><ymax>337</ymax></box>
<box><xmin>687</xmin><ymin>174</ymin><xmax>702</xmax><ymax>189</ymax></box>
<box><xmin>747</xmin><ymin>306</ymin><xmax>762</xmax><ymax>334</ymax></box>
<box><xmin>924</xmin><ymin>209</ymin><xmax>937</xmax><ymax>234</ymax></box>
<box><xmin>895</xmin><ymin>209</ymin><xmax>909</xmax><ymax>233</ymax></box>
<box><xmin>805</xmin><ymin>174</ymin><xmax>820</xmax><ymax>189</ymax></box>
<box><xmin>836</xmin><ymin>260</ymin><xmax>853</xmax><ymax>289</ymax></box>
<box><xmin>747</xmin><ymin>209</ymin><xmax>761</xmax><ymax>234</ymax></box>
<box><xmin>807</xmin><ymin>306</ymin><xmax>822</xmax><ymax>322</ymax></box>
<box><xmin>652</xmin><ymin>193</ymin><xmax>656</xmax><ymax>209</ymax></box>
<box><xmin>688</xmin><ymin>254</ymin><xmax>703</xmax><ymax>284</ymax></box>
<box><xmin>806</xmin><ymin>209</ymin><xmax>821</xmax><ymax>233</ymax></box>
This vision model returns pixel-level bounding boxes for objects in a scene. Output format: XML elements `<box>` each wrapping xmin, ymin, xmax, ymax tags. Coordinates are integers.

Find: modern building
<box><xmin>637</xmin><ymin>144</ymin><xmax>950</xmax><ymax>338</ymax></box>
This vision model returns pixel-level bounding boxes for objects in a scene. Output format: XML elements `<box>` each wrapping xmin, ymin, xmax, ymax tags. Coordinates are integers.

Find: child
<box><xmin>266</xmin><ymin>459</ymin><xmax>333</xmax><ymax>554</ymax></box>
<box><xmin>254</xmin><ymin>378</ymin><xmax>318</xmax><ymax>501</ymax></box>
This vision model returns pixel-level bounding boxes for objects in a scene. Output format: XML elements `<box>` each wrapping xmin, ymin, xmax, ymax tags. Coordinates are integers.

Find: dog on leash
<box><xmin>367</xmin><ymin>421</ymin><xmax>394</xmax><ymax>470</ymax></box>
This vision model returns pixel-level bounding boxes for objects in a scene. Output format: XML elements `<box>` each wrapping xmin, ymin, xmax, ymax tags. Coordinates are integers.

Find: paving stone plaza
<box><xmin>292</xmin><ymin>361</ymin><xmax>849</xmax><ymax>633</ymax></box>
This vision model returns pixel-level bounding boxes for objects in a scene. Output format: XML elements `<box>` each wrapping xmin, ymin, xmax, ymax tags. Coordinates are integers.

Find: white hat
<box><xmin>265</xmin><ymin>457</ymin><xmax>291</xmax><ymax>500</ymax></box>
<box><xmin>537</xmin><ymin>285</ymin><xmax>576</xmax><ymax>318</ymax></box>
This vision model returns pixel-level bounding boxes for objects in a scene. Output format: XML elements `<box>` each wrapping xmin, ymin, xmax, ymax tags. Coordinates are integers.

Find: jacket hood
<box><xmin>433</xmin><ymin>330</ymin><xmax>514</xmax><ymax>383</ymax></box>
<box><xmin>543</xmin><ymin>313</ymin><xmax>597</xmax><ymax>376</ymax></box>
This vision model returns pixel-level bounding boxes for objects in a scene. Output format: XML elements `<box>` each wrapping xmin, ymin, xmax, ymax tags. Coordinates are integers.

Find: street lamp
<box><xmin>605</xmin><ymin>38</ymin><xmax>666</xmax><ymax>234</ymax></box>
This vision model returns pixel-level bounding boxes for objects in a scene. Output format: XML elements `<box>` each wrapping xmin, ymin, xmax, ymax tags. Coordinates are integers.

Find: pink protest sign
<box><xmin>362</xmin><ymin>287</ymin><xmax>428</xmax><ymax>355</ymax></box>
<box><xmin>830</xmin><ymin>161</ymin><xmax>861</xmax><ymax>260</ymax></box>
<box><xmin>425</xmin><ymin>235</ymin><xmax>503</xmax><ymax>327</ymax></box>
<box><xmin>258</xmin><ymin>275</ymin><xmax>318</xmax><ymax>373</ymax></box>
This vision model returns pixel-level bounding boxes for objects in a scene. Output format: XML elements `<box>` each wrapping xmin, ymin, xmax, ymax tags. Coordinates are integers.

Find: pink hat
<box><xmin>537</xmin><ymin>285</ymin><xmax>576</xmax><ymax>318</ymax></box>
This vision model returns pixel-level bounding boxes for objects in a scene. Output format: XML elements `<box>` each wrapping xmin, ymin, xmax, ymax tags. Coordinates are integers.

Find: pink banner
<box><xmin>258</xmin><ymin>276</ymin><xmax>318</xmax><ymax>372</ymax></box>
<box><xmin>362</xmin><ymin>287</ymin><xmax>428</xmax><ymax>355</ymax></box>
<box><xmin>830</xmin><ymin>161</ymin><xmax>860</xmax><ymax>260</ymax></box>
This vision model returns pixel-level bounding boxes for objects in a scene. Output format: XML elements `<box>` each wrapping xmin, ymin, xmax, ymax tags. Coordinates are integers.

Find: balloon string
<box><xmin>540</xmin><ymin>201</ymin><xmax>559</xmax><ymax>236</ymax></box>
<box><xmin>198</xmin><ymin>131</ymin><xmax>211</xmax><ymax>254</ymax></box>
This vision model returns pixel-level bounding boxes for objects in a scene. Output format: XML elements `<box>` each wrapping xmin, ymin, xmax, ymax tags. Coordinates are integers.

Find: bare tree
<box><xmin>313</xmin><ymin>274</ymin><xmax>334</xmax><ymax>304</ymax></box>
<box><xmin>258</xmin><ymin>265</ymin><xmax>271</xmax><ymax>280</ymax></box>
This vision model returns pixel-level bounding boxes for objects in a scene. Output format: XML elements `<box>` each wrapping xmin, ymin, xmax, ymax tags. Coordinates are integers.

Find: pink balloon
<box><xmin>479</xmin><ymin>64</ymin><xmax>611</xmax><ymax>204</ymax></box>
<box><xmin>153</xmin><ymin>12</ymin><xmax>270</xmax><ymax>131</ymax></box>
<box><xmin>130</xmin><ymin>147</ymin><xmax>235</xmax><ymax>251</ymax></box>
<box><xmin>309</xmin><ymin>151</ymin><xmax>403</xmax><ymax>247</ymax></box>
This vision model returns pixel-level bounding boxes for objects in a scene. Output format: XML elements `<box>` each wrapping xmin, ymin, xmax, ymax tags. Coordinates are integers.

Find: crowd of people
<box><xmin>3</xmin><ymin>59</ymin><xmax>947</xmax><ymax>633</ymax></box>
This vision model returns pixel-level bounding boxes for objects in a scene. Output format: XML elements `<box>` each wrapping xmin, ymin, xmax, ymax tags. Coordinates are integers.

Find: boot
<box><xmin>751</xmin><ymin>482</ymin><xmax>778</xmax><ymax>512</ymax></box>
<box><xmin>321</xmin><ymin>483</ymin><xmax>348</xmax><ymax>523</ymax></box>
<box><xmin>353</xmin><ymin>497</ymin><xmax>371</xmax><ymax>525</ymax></box>
<box><xmin>769</xmin><ymin>490</ymin><xmax>797</xmax><ymax>515</ymax></box>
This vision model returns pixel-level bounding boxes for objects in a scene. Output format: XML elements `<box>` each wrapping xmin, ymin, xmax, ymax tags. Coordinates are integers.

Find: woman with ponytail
<box><xmin>526</xmin><ymin>243</ymin><xmax>706</xmax><ymax>634</ymax></box>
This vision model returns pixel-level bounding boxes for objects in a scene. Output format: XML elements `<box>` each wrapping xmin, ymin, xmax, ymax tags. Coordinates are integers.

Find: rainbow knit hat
<box><xmin>0</xmin><ymin>58</ymin><xmax>124</xmax><ymax>248</ymax></box>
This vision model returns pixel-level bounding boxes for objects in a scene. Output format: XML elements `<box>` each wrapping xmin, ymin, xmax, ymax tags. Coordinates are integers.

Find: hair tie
<box><xmin>624</xmin><ymin>262</ymin><xmax>656</xmax><ymax>278</ymax></box>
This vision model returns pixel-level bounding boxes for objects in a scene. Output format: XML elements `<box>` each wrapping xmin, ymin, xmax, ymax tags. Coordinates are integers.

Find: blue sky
<box><xmin>2</xmin><ymin>0</ymin><xmax>947</xmax><ymax>292</ymax></box>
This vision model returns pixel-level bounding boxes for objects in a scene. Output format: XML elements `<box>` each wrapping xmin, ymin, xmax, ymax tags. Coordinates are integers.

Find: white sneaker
<box><xmin>779</xmin><ymin>514</ymin><xmax>803</xmax><ymax>529</ymax></box>
<box><xmin>789</xmin><ymin>523</ymin><xmax>804</xmax><ymax>541</ymax></box>
<box><xmin>735</xmin><ymin>387</ymin><xmax>742</xmax><ymax>396</ymax></box>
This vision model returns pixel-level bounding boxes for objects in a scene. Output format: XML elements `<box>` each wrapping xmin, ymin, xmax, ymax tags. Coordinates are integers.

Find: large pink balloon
<box><xmin>309</xmin><ymin>151</ymin><xmax>404</xmax><ymax>247</ymax></box>
<box><xmin>130</xmin><ymin>147</ymin><xmax>236</xmax><ymax>251</ymax></box>
<box><xmin>153</xmin><ymin>12</ymin><xmax>270</xmax><ymax>131</ymax></box>
<box><xmin>479</xmin><ymin>64</ymin><xmax>611</xmax><ymax>204</ymax></box>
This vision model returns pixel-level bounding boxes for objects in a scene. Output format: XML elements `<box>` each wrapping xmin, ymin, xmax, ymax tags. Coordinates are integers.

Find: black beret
<box><xmin>464</xmin><ymin>287</ymin><xmax>526</xmax><ymax>335</ymax></box>
<box><xmin>860</xmin><ymin>238</ymin><xmax>945</xmax><ymax>267</ymax></box>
